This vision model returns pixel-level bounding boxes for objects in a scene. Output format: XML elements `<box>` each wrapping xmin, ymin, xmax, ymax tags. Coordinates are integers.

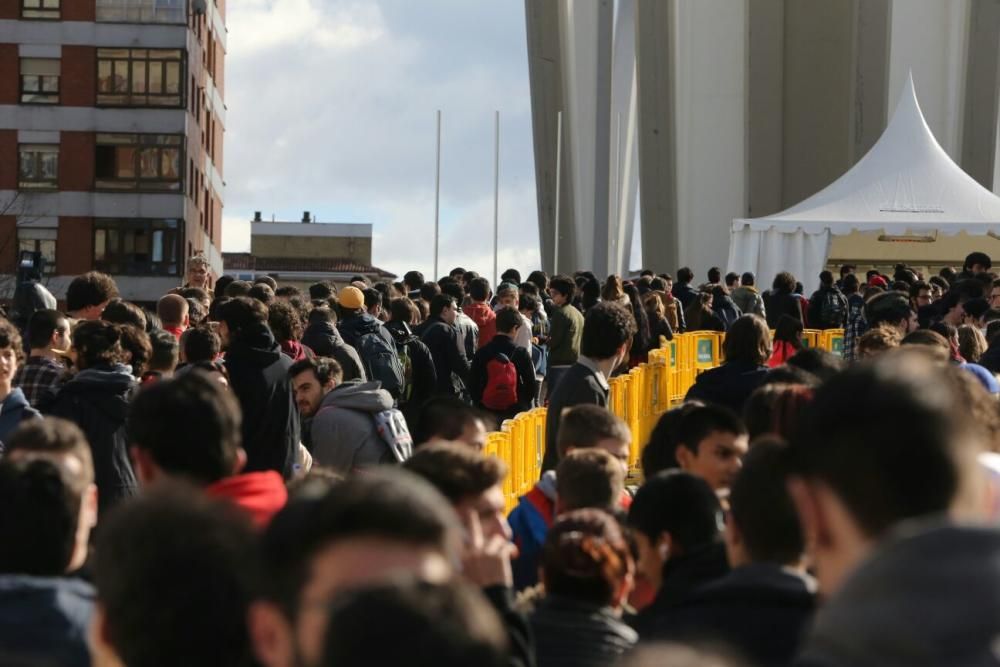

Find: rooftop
<box><xmin>222</xmin><ymin>253</ymin><xmax>396</xmax><ymax>279</ymax></box>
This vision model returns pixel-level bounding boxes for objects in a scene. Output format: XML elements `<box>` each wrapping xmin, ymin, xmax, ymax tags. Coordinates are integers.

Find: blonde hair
<box><xmin>187</xmin><ymin>254</ymin><xmax>210</xmax><ymax>271</ymax></box>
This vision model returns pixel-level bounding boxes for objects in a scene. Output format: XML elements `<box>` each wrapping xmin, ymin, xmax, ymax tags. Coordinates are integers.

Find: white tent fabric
<box><xmin>728</xmin><ymin>73</ymin><xmax>1000</xmax><ymax>293</ymax></box>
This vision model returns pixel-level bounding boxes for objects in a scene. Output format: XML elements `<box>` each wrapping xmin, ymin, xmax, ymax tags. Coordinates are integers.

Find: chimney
<box><xmin>302</xmin><ymin>211</ymin><xmax>311</xmax><ymax>223</ymax></box>
<box><xmin>253</xmin><ymin>211</ymin><xmax>262</xmax><ymax>222</ymax></box>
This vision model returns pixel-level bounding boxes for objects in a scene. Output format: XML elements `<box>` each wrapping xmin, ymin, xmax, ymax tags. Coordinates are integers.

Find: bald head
<box><xmin>157</xmin><ymin>294</ymin><xmax>189</xmax><ymax>328</ymax></box>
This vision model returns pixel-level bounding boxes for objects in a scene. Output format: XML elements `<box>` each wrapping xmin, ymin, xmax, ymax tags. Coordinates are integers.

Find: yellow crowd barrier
<box><xmin>488</xmin><ymin>328</ymin><xmax>845</xmax><ymax>511</ymax></box>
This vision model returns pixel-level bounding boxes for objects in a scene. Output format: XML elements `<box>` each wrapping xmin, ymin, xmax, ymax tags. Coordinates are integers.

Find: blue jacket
<box><xmin>0</xmin><ymin>574</ymin><xmax>94</xmax><ymax>667</ymax></box>
<box><xmin>509</xmin><ymin>471</ymin><xmax>557</xmax><ymax>590</ymax></box>
<box><xmin>0</xmin><ymin>387</ymin><xmax>40</xmax><ymax>452</ymax></box>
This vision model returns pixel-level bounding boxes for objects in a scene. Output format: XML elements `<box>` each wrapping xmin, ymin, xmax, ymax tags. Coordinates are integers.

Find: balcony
<box><xmin>96</xmin><ymin>0</ymin><xmax>186</xmax><ymax>25</ymax></box>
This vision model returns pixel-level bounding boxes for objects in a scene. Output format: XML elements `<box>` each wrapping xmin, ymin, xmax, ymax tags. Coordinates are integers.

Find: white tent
<box><xmin>728</xmin><ymin>74</ymin><xmax>1000</xmax><ymax>293</ymax></box>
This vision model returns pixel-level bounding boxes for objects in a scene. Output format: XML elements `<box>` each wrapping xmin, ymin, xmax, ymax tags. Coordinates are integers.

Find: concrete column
<box><xmin>635</xmin><ymin>0</ymin><xmax>679</xmax><ymax>273</ymax></box>
<box><xmin>962</xmin><ymin>0</ymin><xmax>1000</xmax><ymax>189</ymax></box>
<box><xmin>747</xmin><ymin>0</ymin><xmax>784</xmax><ymax>218</ymax></box>
<box><xmin>887</xmin><ymin>0</ymin><xmax>970</xmax><ymax>161</ymax></box>
<box><xmin>673</xmin><ymin>0</ymin><xmax>747</xmax><ymax>274</ymax></box>
<box><xmin>525</xmin><ymin>0</ymin><xmax>577</xmax><ymax>276</ymax></box>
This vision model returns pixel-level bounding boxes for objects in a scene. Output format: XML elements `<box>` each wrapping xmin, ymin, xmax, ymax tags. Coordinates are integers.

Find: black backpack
<box><xmin>356</xmin><ymin>327</ymin><xmax>405</xmax><ymax>399</ymax></box>
<box><xmin>818</xmin><ymin>288</ymin><xmax>847</xmax><ymax>329</ymax></box>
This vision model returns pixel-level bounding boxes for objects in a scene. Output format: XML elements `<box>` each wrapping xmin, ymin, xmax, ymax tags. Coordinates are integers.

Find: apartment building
<box><xmin>0</xmin><ymin>0</ymin><xmax>226</xmax><ymax>302</ymax></box>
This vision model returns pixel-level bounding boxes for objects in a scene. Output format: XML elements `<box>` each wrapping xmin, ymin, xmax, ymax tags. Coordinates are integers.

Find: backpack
<box><xmin>374</xmin><ymin>408</ymin><xmax>414</xmax><ymax>463</ymax></box>
<box><xmin>357</xmin><ymin>328</ymin><xmax>405</xmax><ymax>399</ymax></box>
<box><xmin>482</xmin><ymin>352</ymin><xmax>519</xmax><ymax>411</ymax></box>
<box><xmin>818</xmin><ymin>288</ymin><xmax>847</xmax><ymax>329</ymax></box>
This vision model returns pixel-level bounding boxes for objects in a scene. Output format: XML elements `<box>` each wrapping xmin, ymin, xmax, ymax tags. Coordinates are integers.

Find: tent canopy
<box><xmin>728</xmin><ymin>73</ymin><xmax>1000</xmax><ymax>292</ymax></box>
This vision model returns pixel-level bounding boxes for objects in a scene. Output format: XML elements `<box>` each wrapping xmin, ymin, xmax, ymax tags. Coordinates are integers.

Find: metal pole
<box><xmin>493</xmin><ymin>110</ymin><xmax>500</xmax><ymax>288</ymax></box>
<box><xmin>553</xmin><ymin>110</ymin><xmax>562</xmax><ymax>275</ymax></box>
<box><xmin>434</xmin><ymin>110</ymin><xmax>441</xmax><ymax>280</ymax></box>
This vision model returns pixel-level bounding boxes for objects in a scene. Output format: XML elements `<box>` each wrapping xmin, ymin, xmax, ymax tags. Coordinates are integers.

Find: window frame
<box><xmin>17</xmin><ymin>230</ymin><xmax>57</xmax><ymax>276</ymax></box>
<box><xmin>93</xmin><ymin>218</ymin><xmax>182</xmax><ymax>277</ymax></box>
<box><xmin>21</xmin><ymin>0</ymin><xmax>60</xmax><ymax>20</ymax></box>
<box><xmin>18</xmin><ymin>144</ymin><xmax>59</xmax><ymax>190</ymax></box>
<box><xmin>94</xmin><ymin>133</ymin><xmax>185</xmax><ymax>193</ymax></box>
<box><xmin>19</xmin><ymin>58</ymin><xmax>60</xmax><ymax>105</ymax></box>
<box><xmin>96</xmin><ymin>48</ymin><xmax>186</xmax><ymax>108</ymax></box>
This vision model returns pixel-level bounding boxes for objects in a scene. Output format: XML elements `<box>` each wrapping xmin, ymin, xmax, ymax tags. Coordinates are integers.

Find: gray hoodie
<box><xmin>797</xmin><ymin>521</ymin><xmax>1000</xmax><ymax>666</ymax></box>
<box><xmin>310</xmin><ymin>380</ymin><xmax>394</xmax><ymax>474</ymax></box>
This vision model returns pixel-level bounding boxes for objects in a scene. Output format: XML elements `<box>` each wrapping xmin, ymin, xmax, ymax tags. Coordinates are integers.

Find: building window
<box><xmin>18</xmin><ymin>145</ymin><xmax>58</xmax><ymax>190</ymax></box>
<box><xmin>22</xmin><ymin>0</ymin><xmax>59</xmax><ymax>19</ymax></box>
<box><xmin>95</xmin><ymin>134</ymin><xmax>183</xmax><ymax>192</ymax></box>
<box><xmin>18</xmin><ymin>229</ymin><xmax>56</xmax><ymax>275</ymax></box>
<box><xmin>96</xmin><ymin>0</ymin><xmax>186</xmax><ymax>24</ymax></box>
<box><xmin>94</xmin><ymin>218</ymin><xmax>180</xmax><ymax>276</ymax></box>
<box><xmin>97</xmin><ymin>48</ymin><xmax>184</xmax><ymax>107</ymax></box>
<box><xmin>20</xmin><ymin>59</ymin><xmax>60</xmax><ymax>104</ymax></box>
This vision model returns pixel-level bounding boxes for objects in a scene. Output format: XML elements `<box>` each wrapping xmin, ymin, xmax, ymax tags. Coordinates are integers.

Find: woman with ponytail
<box><xmin>529</xmin><ymin>509</ymin><xmax>638</xmax><ymax>666</ymax></box>
<box><xmin>45</xmin><ymin>320</ymin><xmax>138</xmax><ymax>515</ymax></box>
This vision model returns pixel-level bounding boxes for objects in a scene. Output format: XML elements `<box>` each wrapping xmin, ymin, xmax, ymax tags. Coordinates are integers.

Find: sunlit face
<box><xmin>291</xmin><ymin>370</ymin><xmax>331</xmax><ymax>417</ymax></box>
<box><xmin>187</xmin><ymin>263</ymin><xmax>209</xmax><ymax>288</ymax></box>
<box><xmin>677</xmin><ymin>430</ymin><xmax>748</xmax><ymax>492</ymax></box>
<box><xmin>52</xmin><ymin>318</ymin><xmax>71</xmax><ymax>352</ymax></box>
<box><xmin>548</xmin><ymin>289</ymin><xmax>567</xmax><ymax>306</ymax></box>
<box><xmin>498</xmin><ymin>293</ymin><xmax>518</xmax><ymax>309</ymax></box>
<box><xmin>459</xmin><ymin>418</ymin><xmax>488</xmax><ymax>451</ymax></box>
<box><xmin>456</xmin><ymin>485</ymin><xmax>511</xmax><ymax>543</ymax></box>
<box><xmin>594</xmin><ymin>437</ymin><xmax>631</xmax><ymax>475</ymax></box>
<box><xmin>0</xmin><ymin>346</ymin><xmax>18</xmax><ymax>384</ymax></box>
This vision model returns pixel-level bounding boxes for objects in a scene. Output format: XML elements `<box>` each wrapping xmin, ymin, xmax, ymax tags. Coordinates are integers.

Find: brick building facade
<box><xmin>0</xmin><ymin>0</ymin><xmax>226</xmax><ymax>302</ymax></box>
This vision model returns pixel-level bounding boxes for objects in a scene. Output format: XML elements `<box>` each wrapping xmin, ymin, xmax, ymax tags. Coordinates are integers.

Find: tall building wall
<box><xmin>0</xmin><ymin>0</ymin><xmax>226</xmax><ymax>302</ymax></box>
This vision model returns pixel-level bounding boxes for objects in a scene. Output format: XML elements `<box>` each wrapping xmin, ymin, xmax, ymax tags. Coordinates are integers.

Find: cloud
<box><xmin>221</xmin><ymin>0</ymin><xmax>541</xmax><ymax>278</ymax></box>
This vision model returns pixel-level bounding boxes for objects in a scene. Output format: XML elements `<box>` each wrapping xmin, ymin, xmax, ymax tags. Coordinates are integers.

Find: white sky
<box><xmin>221</xmin><ymin>0</ymin><xmax>543</xmax><ymax>280</ymax></box>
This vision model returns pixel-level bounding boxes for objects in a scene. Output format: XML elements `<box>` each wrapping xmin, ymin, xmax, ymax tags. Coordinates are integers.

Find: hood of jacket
<box><xmin>320</xmin><ymin>379</ymin><xmax>393</xmax><ymax>414</ymax></box>
<box><xmin>339</xmin><ymin>313</ymin><xmax>383</xmax><ymax>339</ymax></box>
<box><xmin>57</xmin><ymin>364</ymin><xmax>135</xmax><ymax>420</ymax></box>
<box><xmin>0</xmin><ymin>573</ymin><xmax>94</xmax><ymax>633</ymax></box>
<box><xmin>205</xmin><ymin>471</ymin><xmax>288</xmax><ymax>529</ymax></box>
<box><xmin>225</xmin><ymin>323</ymin><xmax>282</xmax><ymax>367</ymax></box>
<box><xmin>280</xmin><ymin>339</ymin><xmax>310</xmax><ymax>362</ymax></box>
<box><xmin>800</xmin><ymin>521</ymin><xmax>1000</xmax><ymax>666</ymax></box>
<box><xmin>464</xmin><ymin>302</ymin><xmax>495</xmax><ymax>324</ymax></box>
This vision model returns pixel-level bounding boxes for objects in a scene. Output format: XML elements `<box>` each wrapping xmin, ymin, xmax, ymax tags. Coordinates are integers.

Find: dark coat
<box><xmin>420</xmin><ymin>317</ymin><xmax>471</xmax><ymax>398</ymax></box>
<box><xmin>530</xmin><ymin>596</ymin><xmax>638</xmax><ymax>667</ymax></box>
<box><xmin>672</xmin><ymin>282</ymin><xmax>700</xmax><ymax>309</ymax></box>
<box><xmin>630</xmin><ymin>542</ymin><xmax>730</xmax><ymax>640</ymax></box>
<box><xmin>765</xmin><ymin>290</ymin><xmax>804</xmax><ymax>329</ymax></box>
<box><xmin>44</xmin><ymin>364</ymin><xmax>137</xmax><ymax>515</ymax></box>
<box><xmin>542</xmin><ymin>361</ymin><xmax>608</xmax><ymax>471</ymax></box>
<box><xmin>0</xmin><ymin>574</ymin><xmax>94</xmax><ymax>667</ymax></box>
<box><xmin>301</xmin><ymin>320</ymin><xmax>366</xmax><ymax>382</ymax></box>
<box><xmin>224</xmin><ymin>324</ymin><xmax>300</xmax><ymax>478</ymax></box>
<box><xmin>712</xmin><ymin>295</ymin><xmax>742</xmax><ymax>330</ymax></box>
<box><xmin>470</xmin><ymin>334</ymin><xmax>538</xmax><ymax>417</ymax></box>
<box><xmin>0</xmin><ymin>388</ymin><xmax>40</xmax><ymax>450</ymax></box>
<box><xmin>651</xmin><ymin>563</ymin><xmax>816</xmax><ymax>666</ymax></box>
<box><xmin>385</xmin><ymin>320</ymin><xmax>437</xmax><ymax>428</ymax></box>
<box><xmin>685</xmin><ymin>361</ymin><xmax>769</xmax><ymax>413</ymax></box>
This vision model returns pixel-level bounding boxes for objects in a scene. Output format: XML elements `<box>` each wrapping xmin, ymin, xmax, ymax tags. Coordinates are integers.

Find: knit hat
<box><xmin>339</xmin><ymin>286</ymin><xmax>365</xmax><ymax>310</ymax></box>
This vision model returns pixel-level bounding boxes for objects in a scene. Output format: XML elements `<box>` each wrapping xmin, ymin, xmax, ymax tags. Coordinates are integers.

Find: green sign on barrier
<box><xmin>669</xmin><ymin>341</ymin><xmax>677</xmax><ymax>368</ymax></box>
<box><xmin>697</xmin><ymin>339</ymin><xmax>714</xmax><ymax>364</ymax></box>
<box><xmin>801</xmin><ymin>336</ymin><xmax>812</xmax><ymax>348</ymax></box>
<box><xmin>831</xmin><ymin>336</ymin><xmax>844</xmax><ymax>356</ymax></box>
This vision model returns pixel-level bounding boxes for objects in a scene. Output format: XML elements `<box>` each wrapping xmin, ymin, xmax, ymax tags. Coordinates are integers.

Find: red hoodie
<box><xmin>206</xmin><ymin>471</ymin><xmax>288</xmax><ymax>528</ymax></box>
<box><xmin>464</xmin><ymin>302</ymin><xmax>497</xmax><ymax>349</ymax></box>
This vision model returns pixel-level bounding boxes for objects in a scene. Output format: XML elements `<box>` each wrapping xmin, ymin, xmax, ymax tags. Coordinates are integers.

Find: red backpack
<box><xmin>482</xmin><ymin>353</ymin><xmax>518</xmax><ymax>411</ymax></box>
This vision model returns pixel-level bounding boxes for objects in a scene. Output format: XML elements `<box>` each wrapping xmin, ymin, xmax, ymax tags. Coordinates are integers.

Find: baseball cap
<box><xmin>339</xmin><ymin>286</ymin><xmax>365</xmax><ymax>310</ymax></box>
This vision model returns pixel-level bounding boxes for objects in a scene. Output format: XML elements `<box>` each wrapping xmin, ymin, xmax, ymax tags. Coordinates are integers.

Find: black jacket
<box><xmin>470</xmin><ymin>334</ymin><xmax>538</xmax><ymax>417</ymax></box>
<box><xmin>630</xmin><ymin>542</ymin><xmax>730</xmax><ymax>640</ymax></box>
<box><xmin>44</xmin><ymin>364</ymin><xmax>137</xmax><ymax>515</ymax></box>
<box><xmin>652</xmin><ymin>563</ymin><xmax>816</xmax><ymax>666</ymax></box>
<box><xmin>672</xmin><ymin>282</ymin><xmax>700</xmax><ymax>309</ymax></box>
<box><xmin>685</xmin><ymin>361</ymin><xmax>769</xmax><ymax>413</ymax></box>
<box><xmin>712</xmin><ymin>295</ymin><xmax>742</xmax><ymax>330</ymax></box>
<box><xmin>530</xmin><ymin>596</ymin><xmax>637</xmax><ymax>667</ymax></box>
<box><xmin>224</xmin><ymin>323</ymin><xmax>300</xmax><ymax>478</ymax></box>
<box><xmin>301</xmin><ymin>320</ymin><xmax>366</xmax><ymax>382</ymax></box>
<box><xmin>542</xmin><ymin>360</ymin><xmax>608</xmax><ymax>471</ymax></box>
<box><xmin>385</xmin><ymin>320</ymin><xmax>438</xmax><ymax>428</ymax></box>
<box><xmin>484</xmin><ymin>585</ymin><xmax>536</xmax><ymax>667</ymax></box>
<box><xmin>765</xmin><ymin>290</ymin><xmax>804</xmax><ymax>329</ymax></box>
<box><xmin>420</xmin><ymin>316</ymin><xmax>472</xmax><ymax>398</ymax></box>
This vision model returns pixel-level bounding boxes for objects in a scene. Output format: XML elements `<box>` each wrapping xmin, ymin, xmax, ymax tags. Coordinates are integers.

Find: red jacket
<box><xmin>464</xmin><ymin>302</ymin><xmax>497</xmax><ymax>349</ymax></box>
<box><xmin>206</xmin><ymin>471</ymin><xmax>288</xmax><ymax>528</ymax></box>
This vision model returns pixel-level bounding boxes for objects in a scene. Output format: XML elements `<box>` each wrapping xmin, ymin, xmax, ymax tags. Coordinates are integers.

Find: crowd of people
<box><xmin>1</xmin><ymin>251</ymin><xmax>1000</xmax><ymax>666</ymax></box>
